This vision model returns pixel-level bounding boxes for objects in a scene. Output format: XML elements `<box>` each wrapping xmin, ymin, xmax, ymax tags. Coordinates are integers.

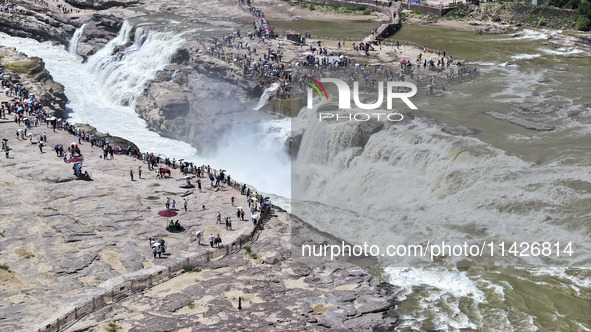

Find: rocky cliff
<box><xmin>134</xmin><ymin>48</ymin><xmax>271</xmax><ymax>151</ymax></box>
<box><xmin>0</xmin><ymin>46</ymin><xmax>67</xmax><ymax>117</ymax></box>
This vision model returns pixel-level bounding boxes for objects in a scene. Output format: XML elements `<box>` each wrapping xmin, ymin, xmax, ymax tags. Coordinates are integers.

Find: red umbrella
<box><xmin>67</xmin><ymin>157</ymin><xmax>84</xmax><ymax>163</ymax></box>
<box><xmin>400</xmin><ymin>60</ymin><xmax>409</xmax><ymax>64</ymax></box>
<box><xmin>158</xmin><ymin>210</ymin><xmax>178</xmax><ymax>218</ymax></box>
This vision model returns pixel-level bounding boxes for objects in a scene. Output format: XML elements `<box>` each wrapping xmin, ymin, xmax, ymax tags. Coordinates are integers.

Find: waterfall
<box><xmin>254</xmin><ymin>82</ymin><xmax>280</xmax><ymax>110</ymax></box>
<box><xmin>68</xmin><ymin>24</ymin><xmax>86</xmax><ymax>55</ymax></box>
<box><xmin>85</xmin><ymin>21</ymin><xmax>186</xmax><ymax>107</ymax></box>
<box><xmin>292</xmin><ymin>108</ymin><xmax>591</xmax><ymax>266</ymax></box>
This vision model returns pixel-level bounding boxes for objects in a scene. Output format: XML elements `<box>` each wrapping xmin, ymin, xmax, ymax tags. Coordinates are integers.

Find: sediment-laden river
<box><xmin>2</xmin><ymin>17</ymin><xmax>590</xmax><ymax>331</ymax></box>
<box><xmin>290</xmin><ymin>23</ymin><xmax>591</xmax><ymax>331</ymax></box>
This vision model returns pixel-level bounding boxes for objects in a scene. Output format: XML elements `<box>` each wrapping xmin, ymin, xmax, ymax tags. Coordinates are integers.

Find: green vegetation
<box><xmin>576</xmin><ymin>0</ymin><xmax>591</xmax><ymax>29</ymax></box>
<box><xmin>548</xmin><ymin>0</ymin><xmax>582</xmax><ymax>10</ymax></box>
<box><xmin>0</xmin><ymin>264</ymin><xmax>11</xmax><ymax>273</ymax></box>
<box><xmin>244</xmin><ymin>246</ymin><xmax>258</xmax><ymax>259</ymax></box>
<box><xmin>444</xmin><ymin>3</ymin><xmax>471</xmax><ymax>19</ymax></box>
<box><xmin>299</xmin><ymin>1</ymin><xmax>376</xmax><ymax>15</ymax></box>
<box><xmin>182</xmin><ymin>264</ymin><xmax>201</xmax><ymax>273</ymax></box>
<box><xmin>538</xmin><ymin>16</ymin><xmax>546</xmax><ymax>25</ymax></box>
<box><xmin>106</xmin><ymin>322</ymin><xmax>119</xmax><ymax>332</ymax></box>
<box><xmin>2</xmin><ymin>57</ymin><xmax>40</xmax><ymax>74</ymax></box>
<box><xmin>186</xmin><ymin>300</ymin><xmax>195</xmax><ymax>309</ymax></box>
<box><xmin>547</xmin><ymin>0</ymin><xmax>591</xmax><ymax>30</ymax></box>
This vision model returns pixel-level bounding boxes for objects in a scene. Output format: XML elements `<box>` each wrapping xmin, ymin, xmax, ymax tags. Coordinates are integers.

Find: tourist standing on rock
<box><xmin>196</xmin><ymin>231</ymin><xmax>202</xmax><ymax>246</ymax></box>
<box><xmin>231</xmin><ymin>196</ymin><xmax>235</xmax><ymax>207</ymax></box>
<box><xmin>38</xmin><ymin>141</ymin><xmax>43</xmax><ymax>153</ymax></box>
<box><xmin>156</xmin><ymin>243</ymin><xmax>162</xmax><ymax>258</ymax></box>
<box><xmin>216</xmin><ymin>212</ymin><xmax>221</xmax><ymax>224</ymax></box>
<box><xmin>183</xmin><ymin>199</ymin><xmax>188</xmax><ymax>212</ymax></box>
<box><xmin>166</xmin><ymin>197</ymin><xmax>170</xmax><ymax>209</ymax></box>
<box><xmin>138</xmin><ymin>166</ymin><xmax>142</xmax><ymax>179</ymax></box>
<box><xmin>172</xmin><ymin>199</ymin><xmax>176</xmax><ymax>210</ymax></box>
<box><xmin>197</xmin><ymin>179</ymin><xmax>202</xmax><ymax>192</ymax></box>
<box><xmin>130</xmin><ymin>169</ymin><xmax>134</xmax><ymax>181</ymax></box>
<box><xmin>209</xmin><ymin>234</ymin><xmax>214</xmax><ymax>248</ymax></box>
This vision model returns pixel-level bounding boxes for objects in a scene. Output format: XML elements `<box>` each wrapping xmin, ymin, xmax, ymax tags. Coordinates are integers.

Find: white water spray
<box><xmin>254</xmin><ymin>82</ymin><xmax>280</xmax><ymax>110</ymax></box>
<box><xmin>68</xmin><ymin>24</ymin><xmax>86</xmax><ymax>55</ymax></box>
<box><xmin>86</xmin><ymin>21</ymin><xmax>186</xmax><ymax>107</ymax></box>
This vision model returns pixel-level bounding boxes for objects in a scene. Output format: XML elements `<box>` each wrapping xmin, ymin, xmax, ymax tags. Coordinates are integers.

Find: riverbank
<box><xmin>0</xmin><ymin>50</ymin><xmax>399</xmax><ymax>331</ymax></box>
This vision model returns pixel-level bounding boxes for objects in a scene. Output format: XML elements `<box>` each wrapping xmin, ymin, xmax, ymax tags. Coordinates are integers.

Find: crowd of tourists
<box><xmin>2</xmin><ymin>61</ymin><xmax>272</xmax><ymax>263</ymax></box>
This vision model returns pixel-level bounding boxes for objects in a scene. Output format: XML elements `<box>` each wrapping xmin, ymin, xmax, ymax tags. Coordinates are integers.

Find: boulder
<box><xmin>441</xmin><ymin>125</ymin><xmax>477</xmax><ymax>136</ymax></box>
<box><xmin>485</xmin><ymin>111</ymin><xmax>555</xmax><ymax>131</ymax></box>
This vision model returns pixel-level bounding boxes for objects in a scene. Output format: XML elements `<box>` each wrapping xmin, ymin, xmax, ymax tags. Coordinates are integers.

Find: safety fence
<box><xmin>37</xmin><ymin>203</ymin><xmax>272</xmax><ymax>332</ymax></box>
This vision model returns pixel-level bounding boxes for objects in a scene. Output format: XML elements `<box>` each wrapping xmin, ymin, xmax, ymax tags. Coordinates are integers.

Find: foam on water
<box><xmin>510</xmin><ymin>28</ymin><xmax>557</xmax><ymax>41</ymax></box>
<box><xmin>385</xmin><ymin>267</ymin><xmax>486</xmax><ymax>301</ymax></box>
<box><xmin>538</xmin><ymin>47</ymin><xmax>586</xmax><ymax>56</ymax></box>
<box><xmin>510</xmin><ymin>53</ymin><xmax>542</xmax><ymax>61</ymax></box>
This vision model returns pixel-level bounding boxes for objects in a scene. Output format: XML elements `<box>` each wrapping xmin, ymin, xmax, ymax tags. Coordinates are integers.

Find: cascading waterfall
<box><xmin>86</xmin><ymin>21</ymin><xmax>187</xmax><ymax>107</ymax></box>
<box><xmin>294</xmin><ymin>115</ymin><xmax>591</xmax><ymax>263</ymax></box>
<box><xmin>292</xmin><ymin>105</ymin><xmax>591</xmax><ymax>329</ymax></box>
<box><xmin>254</xmin><ymin>82</ymin><xmax>280</xmax><ymax>110</ymax></box>
<box><xmin>0</xmin><ymin>23</ymin><xmax>292</xmax><ymax>199</ymax></box>
<box><xmin>68</xmin><ymin>24</ymin><xmax>86</xmax><ymax>55</ymax></box>
<box><xmin>4</xmin><ymin>18</ymin><xmax>591</xmax><ymax>331</ymax></box>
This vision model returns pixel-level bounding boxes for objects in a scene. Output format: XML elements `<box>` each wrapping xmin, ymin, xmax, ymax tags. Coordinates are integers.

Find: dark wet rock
<box><xmin>548</xmin><ymin>33</ymin><xmax>591</xmax><ymax>50</ymax></box>
<box><xmin>171</xmin><ymin>48</ymin><xmax>191</xmax><ymax>65</ymax></box>
<box><xmin>65</xmin><ymin>0</ymin><xmax>140</xmax><ymax>10</ymax></box>
<box><xmin>354</xmin><ymin>120</ymin><xmax>384</xmax><ymax>148</ymax></box>
<box><xmin>288</xmin><ymin>132</ymin><xmax>303</xmax><ymax>158</ymax></box>
<box><xmin>0</xmin><ymin>10</ymin><xmax>76</xmax><ymax>46</ymax></box>
<box><xmin>538</xmin><ymin>77</ymin><xmax>553</xmax><ymax>83</ymax></box>
<box><xmin>567</xmin><ymin>110</ymin><xmax>582</xmax><ymax>117</ymax></box>
<box><xmin>485</xmin><ymin>111</ymin><xmax>555</xmax><ymax>131</ymax></box>
<box><xmin>511</xmin><ymin>103</ymin><xmax>558</xmax><ymax>114</ymax></box>
<box><xmin>441</xmin><ymin>125</ymin><xmax>477</xmax><ymax>136</ymax></box>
